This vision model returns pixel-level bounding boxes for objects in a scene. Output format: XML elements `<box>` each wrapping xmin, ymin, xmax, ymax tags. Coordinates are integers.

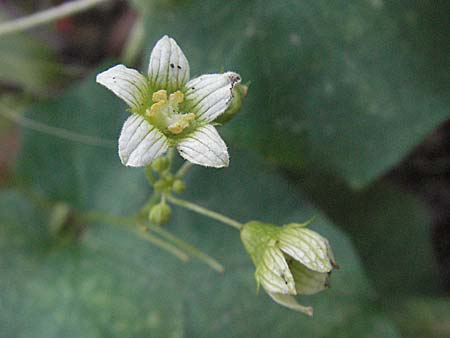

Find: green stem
<box><xmin>167</xmin><ymin>148</ymin><xmax>175</xmax><ymax>172</ymax></box>
<box><xmin>0</xmin><ymin>108</ymin><xmax>114</xmax><ymax>148</ymax></box>
<box><xmin>175</xmin><ymin>162</ymin><xmax>193</xmax><ymax>178</ymax></box>
<box><xmin>0</xmin><ymin>0</ymin><xmax>111</xmax><ymax>37</ymax></box>
<box><xmin>144</xmin><ymin>165</ymin><xmax>157</xmax><ymax>185</ymax></box>
<box><xmin>80</xmin><ymin>211</ymin><xmax>189</xmax><ymax>262</ymax></box>
<box><xmin>149</xmin><ymin>225</ymin><xmax>224</xmax><ymax>273</ymax></box>
<box><xmin>167</xmin><ymin>195</ymin><xmax>243</xmax><ymax>230</ymax></box>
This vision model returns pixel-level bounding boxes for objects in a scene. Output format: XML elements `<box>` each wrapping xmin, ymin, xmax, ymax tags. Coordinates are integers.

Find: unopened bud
<box><xmin>151</xmin><ymin>157</ymin><xmax>169</xmax><ymax>172</ymax></box>
<box><xmin>240</xmin><ymin>220</ymin><xmax>337</xmax><ymax>316</ymax></box>
<box><xmin>172</xmin><ymin>179</ymin><xmax>186</xmax><ymax>193</ymax></box>
<box><xmin>215</xmin><ymin>83</ymin><xmax>248</xmax><ymax>124</ymax></box>
<box><xmin>149</xmin><ymin>203</ymin><xmax>171</xmax><ymax>225</ymax></box>
<box><xmin>48</xmin><ymin>202</ymin><xmax>71</xmax><ymax>235</ymax></box>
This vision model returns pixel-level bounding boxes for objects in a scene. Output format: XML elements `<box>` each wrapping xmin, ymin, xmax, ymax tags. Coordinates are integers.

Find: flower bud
<box><xmin>214</xmin><ymin>83</ymin><xmax>248</xmax><ymax>124</ymax></box>
<box><xmin>148</xmin><ymin>203</ymin><xmax>171</xmax><ymax>225</ymax></box>
<box><xmin>240</xmin><ymin>220</ymin><xmax>337</xmax><ymax>316</ymax></box>
<box><xmin>151</xmin><ymin>156</ymin><xmax>170</xmax><ymax>172</ymax></box>
<box><xmin>172</xmin><ymin>179</ymin><xmax>186</xmax><ymax>193</ymax></box>
<box><xmin>48</xmin><ymin>202</ymin><xmax>72</xmax><ymax>235</ymax></box>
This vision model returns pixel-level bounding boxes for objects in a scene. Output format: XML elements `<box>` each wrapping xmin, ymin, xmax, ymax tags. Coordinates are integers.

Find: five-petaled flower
<box><xmin>96</xmin><ymin>35</ymin><xmax>241</xmax><ymax>168</ymax></box>
<box><xmin>240</xmin><ymin>221</ymin><xmax>338</xmax><ymax>316</ymax></box>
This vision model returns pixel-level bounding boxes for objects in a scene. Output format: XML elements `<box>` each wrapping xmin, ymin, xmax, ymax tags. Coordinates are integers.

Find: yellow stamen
<box><xmin>169</xmin><ymin>91</ymin><xmax>184</xmax><ymax>105</ymax></box>
<box><xmin>152</xmin><ymin>90</ymin><xmax>168</xmax><ymax>102</ymax></box>
<box><xmin>146</xmin><ymin>100</ymin><xmax>166</xmax><ymax>117</ymax></box>
<box><xmin>168</xmin><ymin>113</ymin><xmax>196</xmax><ymax>134</ymax></box>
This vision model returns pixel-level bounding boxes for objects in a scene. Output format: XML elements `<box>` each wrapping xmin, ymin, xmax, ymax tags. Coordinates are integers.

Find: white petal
<box><xmin>256</xmin><ymin>246</ymin><xmax>296</xmax><ymax>295</ymax></box>
<box><xmin>267</xmin><ymin>292</ymin><xmax>313</xmax><ymax>316</ymax></box>
<box><xmin>184</xmin><ymin>72</ymin><xmax>241</xmax><ymax>122</ymax></box>
<box><xmin>176</xmin><ymin>125</ymin><xmax>229</xmax><ymax>168</ymax></box>
<box><xmin>290</xmin><ymin>261</ymin><xmax>330</xmax><ymax>295</ymax></box>
<box><xmin>96</xmin><ymin>65</ymin><xmax>148</xmax><ymax>111</ymax></box>
<box><xmin>118</xmin><ymin>114</ymin><xmax>169</xmax><ymax>167</ymax></box>
<box><xmin>148</xmin><ymin>35</ymin><xmax>190</xmax><ymax>92</ymax></box>
<box><xmin>279</xmin><ymin>227</ymin><xmax>333</xmax><ymax>273</ymax></box>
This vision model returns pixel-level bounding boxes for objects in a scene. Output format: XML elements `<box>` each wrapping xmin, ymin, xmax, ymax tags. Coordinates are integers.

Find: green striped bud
<box><xmin>240</xmin><ymin>220</ymin><xmax>337</xmax><ymax>316</ymax></box>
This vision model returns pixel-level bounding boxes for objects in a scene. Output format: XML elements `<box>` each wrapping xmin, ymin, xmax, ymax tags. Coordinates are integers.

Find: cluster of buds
<box><xmin>241</xmin><ymin>221</ymin><xmax>338</xmax><ymax>315</ymax></box>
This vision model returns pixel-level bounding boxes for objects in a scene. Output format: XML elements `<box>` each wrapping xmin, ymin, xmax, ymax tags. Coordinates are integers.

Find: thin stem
<box><xmin>167</xmin><ymin>195</ymin><xmax>242</xmax><ymax>230</ymax></box>
<box><xmin>0</xmin><ymin>108</ymin><xmax>115</xmax><ymax>148</ymax></box>
<box><xmin>175</xmin><ymin>162</ymin><xmax>193</xmax><ymax>178</ymax></box>
<box><xmin>0</xmin><ymin>0</ymin><xmax>111</xmax><ymax>37</ymax></box>
<box><xmin>144</xmin><ymin>165</ymin><xmax>156</xmax><ymax>185</ymax></box>
<box><xmin>80</xmin><ymin>211</ymin><xmax>189</xmax><ymax>262</ymax></box>
<box><xmin>148</xmin><ymin>225</ymin><xmax>224</xmax><ymax>273</ymax></box>
<box><xmin>167</xmin><ymin>148</ymin><xmax>175</xmax><ymax>172</ymax></box>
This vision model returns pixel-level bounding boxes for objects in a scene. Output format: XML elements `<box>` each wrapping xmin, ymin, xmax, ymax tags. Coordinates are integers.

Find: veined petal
<box><xmin>256</xmin><ymin>246</ymin><xmax>296</xmax><ymax>295</ymax></box>
<box><xmin>176</xmin><ymin>125</ymin><xmax>229</xmax><ymax>168</ymax></box>
<box><xmin>184</xmin><ymin>72</ymin><xmax>241</xmax><ymax>122</ymax></box>
<box><xmin>267</xmin><ymin>292</ymin><xmax>313</xmax><ymax>316</ymax></box>
<box><xmin>279</xmin><ymin>227</ymin><xmax>333</xmax><ymax>273</ymax></box>
<box><xmin>290</xmin><ymin>261</ymin><xmax>330</xmax><ymax>295</ymax></box>
<box><xmin>118</xmin><ymin>114</ymin><xmax>169</xmax><ymax>167</ymax></box>
<box><xmin>148</xmin><ymin>35</ymin><xmax>190</xmax><ymax>93</ymax></box>
<box><xmin>96</xmin><ymin>65</ymin><xmax>148</xmax><ymax>111</ymax></box>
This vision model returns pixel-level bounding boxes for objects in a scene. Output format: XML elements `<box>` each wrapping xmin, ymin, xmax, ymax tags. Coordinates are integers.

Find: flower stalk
<box><xmin>167</xmin><ymin>195</ymin><xmax>243</xmax><ymax>230</ymax></box>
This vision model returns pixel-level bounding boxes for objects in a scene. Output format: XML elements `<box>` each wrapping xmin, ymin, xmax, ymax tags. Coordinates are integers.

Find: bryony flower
<box><xmin>240</xmin><ymin>221</ymin><xmax>338</xmax><ymax>316</ymax></box>
<box><xmin>96</xmin><ymin>35</ymin><xmax>241</xmax><ymax>168</ymax></box>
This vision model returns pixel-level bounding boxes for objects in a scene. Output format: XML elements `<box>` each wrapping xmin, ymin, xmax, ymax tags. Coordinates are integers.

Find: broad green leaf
<box><xmin>169</xmin><ymin>153</ymin><xmax>399</xmax><ymax>337</ymax></box>
<box><xmin>0</xmin><ymin>191</ymin><xmax>184</xmax><ymax>338</ymax></box>
<box><xmin>300</xmin><ymin>172</ymin><xmax>439</xmax><ymax>295</ymax></box>
<box><xmin>8</xmin><ymin>69</ymin><xmax>400</xmax><ymax>336</ymax></box>
<box><xmin>138</xmin><ymin>0</ymin><xmax>449</xmax><ymax>188</ymax></box>
<box><xmin>387</xmin><ymin>297</ymin><xmax>450</xmax><ymax>338</ymax></box>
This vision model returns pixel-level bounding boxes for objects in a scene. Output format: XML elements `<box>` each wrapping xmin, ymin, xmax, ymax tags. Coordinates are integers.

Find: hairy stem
<box><xmin>167</xmin><ymin>195</ymin><xmax>243</xmax><ymax>230</ymax></box>
<box><xmin>0</xmin><ymin>0</ymin><xmax>111</xmax><ymax>37</ymax></box>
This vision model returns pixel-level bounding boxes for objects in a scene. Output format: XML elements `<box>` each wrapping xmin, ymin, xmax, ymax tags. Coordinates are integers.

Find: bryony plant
<box><xmin>95</xmin><ymin>35</ymin><xmax>337</xmax><ymax>316</ymax></box>
<box><xmin>96</xmin><ymin>35</ymin><xmax>241</xmax><ymax>168</ymax></box>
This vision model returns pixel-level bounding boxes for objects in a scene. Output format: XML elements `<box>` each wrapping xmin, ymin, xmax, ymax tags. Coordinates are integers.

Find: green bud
<box><xmin>48</xmin><ymin>202</ymin><xmax>72</xmax><ymax>235</ymax></box>
<box><xmin>151</xmin><ymin>157</ymin><xmax>170</xmax><ymax>172</ymax></box>
<box><xmin>153</xmin><ymin>174</ymin><xmax>174</xmax><ymax>193</ymax></box>
<box><xmin>240</xmin><ymin>220</ymin><xmax>337</xmax><ymax>316</ymax></box>
<box><xmin>214</xmin><ymin>83</ymin><xmax>248</xmax><ymax>124</ymax></box>
<box><xmin>172</xmin><ymin>179</ymin><xmax>186</xmax><ymax>193</ymax></box>
<box><xmin>149</xmin><ymin>203</ymin><xmax>171</xmax><ymax>225</ymax></box>
<box><xmin>153</xmin><ymin>180</ymin><xmax>167</xmax><ymax>192</ymax></box>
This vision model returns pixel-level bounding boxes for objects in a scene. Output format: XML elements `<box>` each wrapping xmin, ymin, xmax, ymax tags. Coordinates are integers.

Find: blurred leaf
<box><xmin>300</xmin><ymin>172</ymin><xmax>439</xmax><ymax>295</ymax></box>
<box><xmin>0</xmin><ymin>16</ymin><xmax>63</xmax><ymax>95</ymax></box>
<box><xmin>0</xmin><ymin>191</ymin><xmax>184</xmax><ymax>338</ymax></box>
<box><xmin>4</xmin><ymin>69</ymin><xmax>400</xmax><ymax>336</ymax></box>
<box><xmin>139</xmin><ymin>0</ymin><xmax>449</xmax><ymax>188</ymax></box>
<box><xmin>387</xmin><ymin>297</ymin><xmax>450</xmax><ymax>338</ymax></box>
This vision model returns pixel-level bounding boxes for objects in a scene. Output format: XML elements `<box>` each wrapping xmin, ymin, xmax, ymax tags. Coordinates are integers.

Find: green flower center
<box><xmin>146</xmin><ymin>89</ymin><xmax>195</xmax><ymax>135</ymax></box>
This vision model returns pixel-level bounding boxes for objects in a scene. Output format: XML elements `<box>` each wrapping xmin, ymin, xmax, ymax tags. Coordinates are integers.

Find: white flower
<box><xmin>96</xmin><ymin>35</ymin><xmax>241</xmax><ymax>168</ymax></box>
<box><xmin>241</xmin><ymin>221</ymin><xmax>338</xmax><ymax>316</ymax></box>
